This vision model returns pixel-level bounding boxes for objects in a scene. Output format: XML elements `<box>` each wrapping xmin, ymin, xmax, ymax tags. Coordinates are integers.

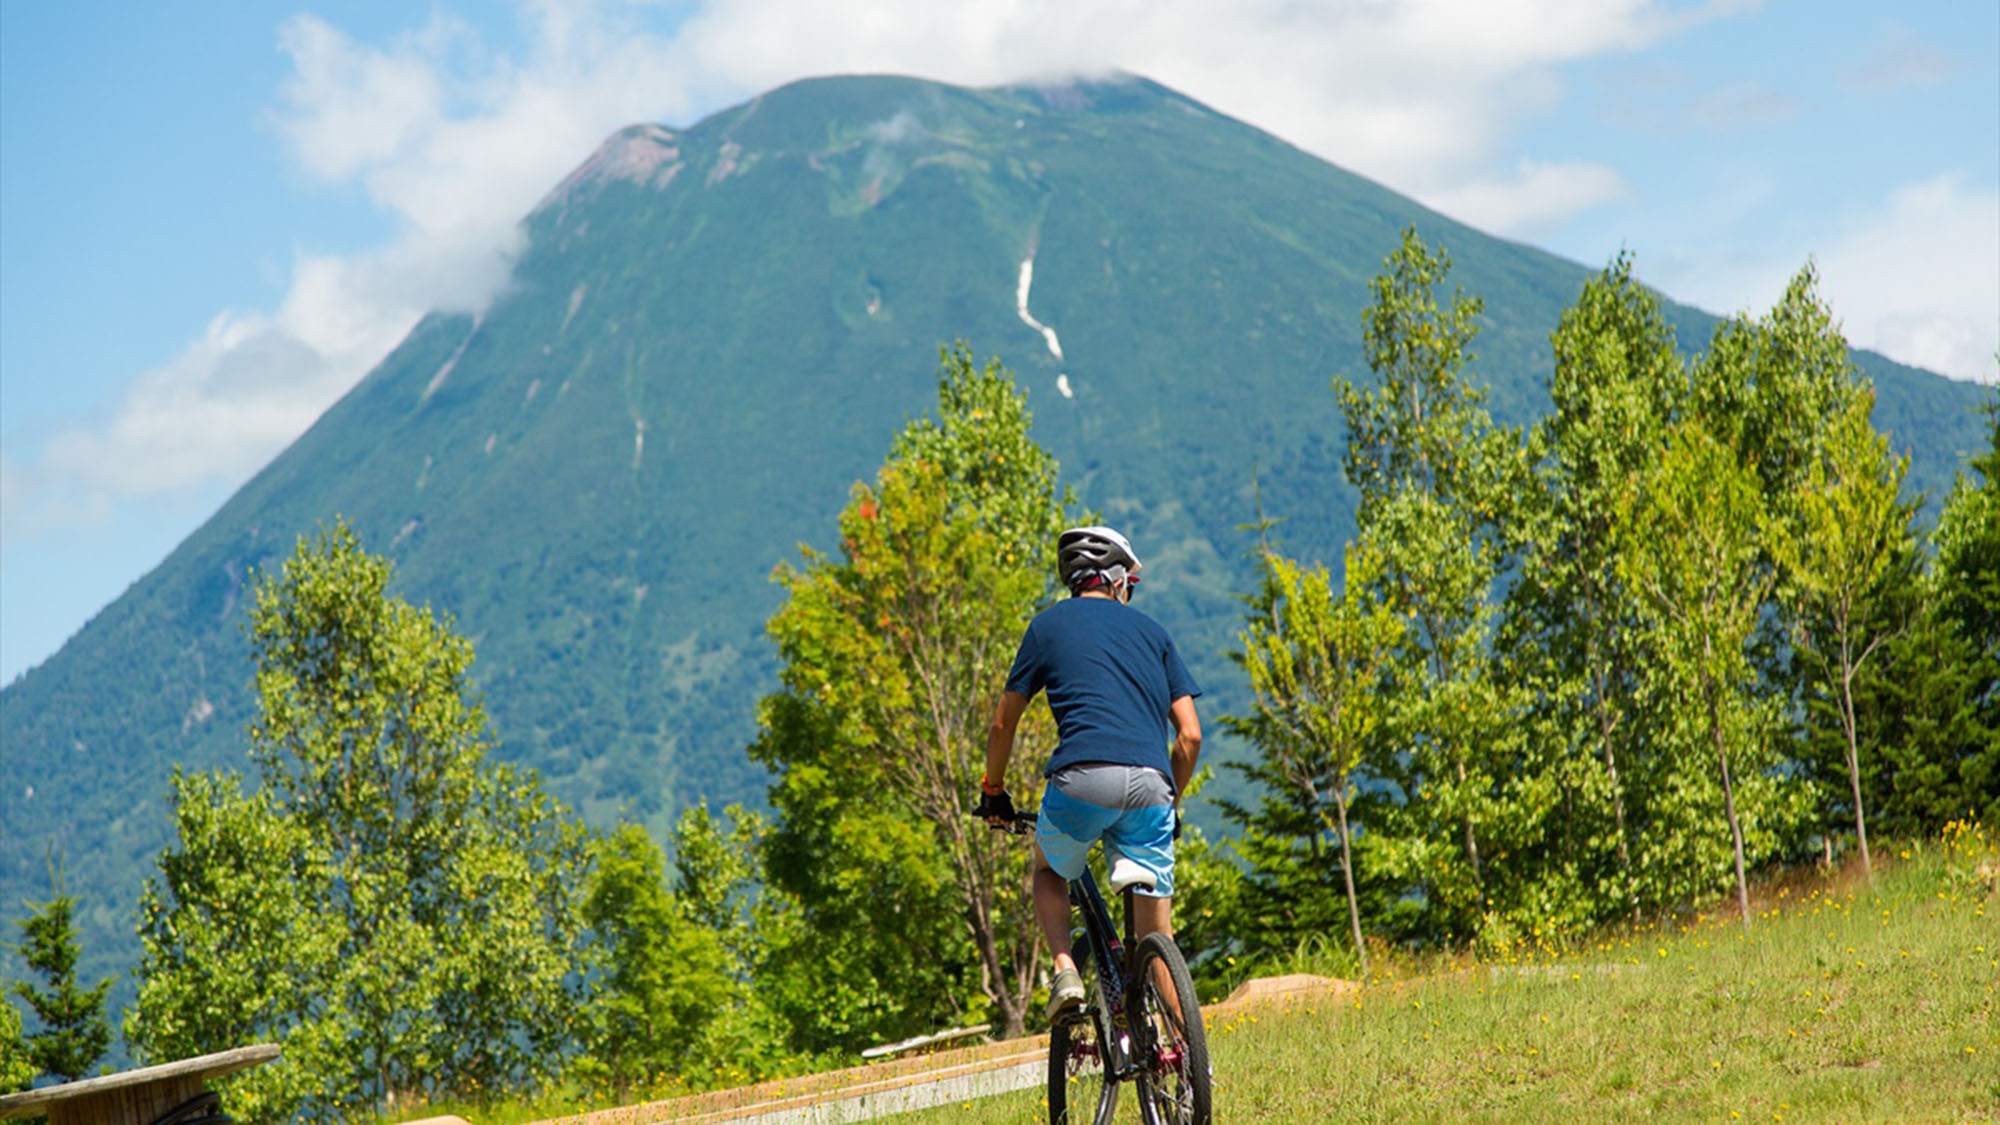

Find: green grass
<box><xmin>891</xmin><ymin>826</ymin><xmax>1999</xmax><ymax>1124</ymax></box>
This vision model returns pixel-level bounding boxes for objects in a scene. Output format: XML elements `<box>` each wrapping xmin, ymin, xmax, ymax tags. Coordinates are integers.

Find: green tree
<box><xmin>1868</xmin><ymin>394</ymin><xmax>2000</xmax><ymax>829</ymax></box>
<box><xmin>1770</xmin><ymin>393</ymin><xmax>1917</xmax><ymax>877</ymax></box>
<box><xmin>1689</xmin><ymin>263</ymin><xmax>1866</xmax><ymax>760</ymax></box>
<box><xmin>1335</xmin><ymin>229</ymin><xmax>1535</xmax><ymax>941</ymax></box>
<box><xmin>1</xmin><ymin>998</ymin><xmax>33</xmax><ymax>1093</ymax></box>
<box><xmin>1226</xmin><ymin>544</ymin><xmax>1403</xmax><ymax>972</ymax></box>
<box><xmin>1834</xmin><ymin>560</ymin><xmax>1992</xmax><ymax>836</ymax></box>
<box><xmin>129</xmin><ymin>520</ymin><xmax>590</xmax><ymax>1123</ymax></box>
<box><xmin>1689</xmin><ymin>263</ymin><xmax>1864</xmax><ymax>510</ymax></box>
<box><xmin>8</xmin><ymin>862</ymin><xmax>111</xmax><ymax>1083</ymax></box>
<box><xmin>1616</xmin><ymin>425</ymin><xmax>1778</xmax><ymax>928</ymax></box>
<box><xmin>753</xmin><ymin>346</ymin><xmax>1076</xmax><ymax>1044</ymax></box>
<box><xmin>671</xmin><ymin>803</ymin><xmax>764</xmax><ymax>964</ymax></box>
<box><xmin>1501</xmin><ymin>254</ymin><xmax>1684</xmax><ymax>915</ymax></box>
<box><xmin>750</xmin><ymin>692</ymin><xmax>968</xmax><ymax>1055</ymax></box>
<box><xmin>1339</xmin><ymin>229</ymin><xmax>1504</xmax><ymax>523</ymax></box>
<box><xmin>664</xmin><ymin>803</ymin><xmax>792</xmax><ymax>1079</ymax></box>
<box><xmin>1935</xmin><ymin>394</ymin><xmax>2000</xmax><ymax>724</ymax></box>
<box><xmin>577</xmin><ymin>823</ymin><xmax>743</xmax><ymax>1098</ymax></box>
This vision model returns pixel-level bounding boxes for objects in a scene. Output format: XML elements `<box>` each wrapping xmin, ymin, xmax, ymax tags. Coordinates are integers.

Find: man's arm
<box><xmin>984</xmin><ymin>690</ymin><xmax>1030</xmax><ymax>798</ymax></box>
<box><xmin>1168</xmin><ymin>695</ymin><xmax>1202</xmax><ymax>802</ymax></box>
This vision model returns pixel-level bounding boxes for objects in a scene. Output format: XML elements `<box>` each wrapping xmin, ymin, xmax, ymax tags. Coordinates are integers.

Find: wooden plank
<box><xmin>858</xmin><ymin>1025</ymin><xmax>988</xmax><ymax>1060</ymax></box>
<box><xmin>0</xmin><ymin>1045</ymin><xmax>280</xmax><ymax>1123</ymax></box>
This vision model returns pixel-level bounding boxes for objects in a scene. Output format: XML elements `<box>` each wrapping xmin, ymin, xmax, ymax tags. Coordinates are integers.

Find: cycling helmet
<box><xmin>1058</xmin><ymin>525</ymin><xmax>1142</xmax><ymax>594</ymax></box>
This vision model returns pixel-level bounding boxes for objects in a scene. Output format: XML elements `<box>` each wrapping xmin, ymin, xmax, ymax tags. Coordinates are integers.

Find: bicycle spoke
<box><xmin>1126</xmin><ymin>933</ymin><xmax>1211</xmax><ymax>1125</ymax></box>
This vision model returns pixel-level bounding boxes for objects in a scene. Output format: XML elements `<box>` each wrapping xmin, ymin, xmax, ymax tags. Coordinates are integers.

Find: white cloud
<box><xmin>0</xmin><ymin>0</ymin><xmax>1757</xmax><ymax>540</ymax></box>
<box><xmin>1814</xmin><ymin>176</ymin><xmax>2000</xmax><ymax>383</ymax></box>
<box><xmin>1845</xmin><ymin>20</ymin><xmax>1962</xmax><ymax>93</ymax></box>
<box><xmin>1653</xmin><ymin>174</ymin><xmax>1999</xmax><ymax>384</ymax></box>
<box><xmin>1428</xmin><ymin>159</ymin><xmax>1634</xmax><ymax>237</ymax></box>
<box><xmin>7</xmin><ymin>251</ymin><xmax>417</xmax><ymax>535</ymax></box>
<box><xmin>675</xmin><ymin>0</ymin><xmax>1742</xmax><ymax>194</ymax></box>
<box><xmin>4</xmin><ymin>4</ymin><xmax>696</xmax><ymax>536</ymax></box>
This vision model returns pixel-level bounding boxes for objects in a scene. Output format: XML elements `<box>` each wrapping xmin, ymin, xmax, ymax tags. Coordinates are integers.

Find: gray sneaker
<box><xmin>1047</xmin><ymin>967</ymin><xmax>1086</xmax><ymax>1024</ymax></box>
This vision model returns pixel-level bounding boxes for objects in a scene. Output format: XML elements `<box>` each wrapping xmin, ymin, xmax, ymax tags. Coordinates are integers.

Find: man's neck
<box><xmin>1077</xmin><ymin>588</ymin><xmax>1121</xmax><ymax>603</ymax></box>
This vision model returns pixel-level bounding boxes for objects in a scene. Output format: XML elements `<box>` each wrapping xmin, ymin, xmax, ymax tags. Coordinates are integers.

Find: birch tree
<box><xmin>1769</xmin><ymin>394</ymin><xmax>1915</xmax><ymax>879</ymax></box>
<box><xmin>1615</xmin><ymin>426</ymin><xmax>1773</xmax><ymax>928</ymax></box>
<box><xmin>1335</xmin><ymin>228</ymin><xmax>1533</xmax><ymax>939</ymax></box>
<box><xmin>1229</xmin><ymin>544</ymin><xmax>1402</xmax><ymax>973</ymax></box>
<box><xmin>1501</xmin><ymin>255</ymin><xmax>1684</xmax><ymax>912</ymax></box>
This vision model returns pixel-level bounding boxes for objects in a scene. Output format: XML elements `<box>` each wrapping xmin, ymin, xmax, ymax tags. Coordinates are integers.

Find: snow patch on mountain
<box><xmin>1015</xmin><ymin>258</ymin><xmax>1065</xmax><ymax>362</ymax></box>
<box><xmin>1018</xmin><ymin>257</ymin><xmax>1077</xmax><ymax>399</ymax></box>
<box><xmin>422</xmin><ymin>316</ymin><xmax>482</xmax><ymax>403</ymax></box>
<box><xmin>180</xmin><ymin>697</ymin><xmax>213</xmax><ymax>733</ymax></box>
<box><xmin>708</xmin><ymin>142</ymin><xmax>743</xmax><ymax>186</ymax></box>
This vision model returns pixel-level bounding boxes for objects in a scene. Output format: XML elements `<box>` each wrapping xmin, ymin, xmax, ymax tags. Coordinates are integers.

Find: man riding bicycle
<box><xmin>975</xmin><ymin>525</ymin><xmax>1204</xmax><ymax>1025</ymax></box>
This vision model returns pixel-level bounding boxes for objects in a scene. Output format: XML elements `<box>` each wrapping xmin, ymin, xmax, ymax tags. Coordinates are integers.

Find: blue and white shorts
<box><xmin>1036</xmin><ymin>763</ymin><xmax>1176</xmax><ymax>898</ymax></box>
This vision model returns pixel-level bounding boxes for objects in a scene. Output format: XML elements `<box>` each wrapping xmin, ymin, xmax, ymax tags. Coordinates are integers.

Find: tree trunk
<box><xmin>1430</xmin><ymin>627</ymin><xmax>1482</xmax><ymax>896</ymax></box>
<box><xmin>966</xmin><ymin>897</ymin><xmax>1026</xmax><ymax>1038</ymax></box>
<box><xmin>1333</xmin><ymin>775</ymin><xmax>1367</xmax><ymax>979</ymax></box>
<box><xmin>1302</xmin><ymin>776</ymin><xmax>1327</xmax><ymax>862</ymax></box>
<box><xmin>1457</xmin><ymin>753</ymin><xmax>1483</xmax><ymax>886</ymax></box>
<box><xmin>1586</xmin><ymin>570</ymin><xmax>1633</xmax><ymax>877</ymax></box>
<box><xmin>1707</xmin><ymin>677</ymin><xmax>1752</xmax><ymax>931</ymax></box>
<box><xmin>1595</xmin><ymin>664</ymin><xmax>1632</xmax><ymax>875</ymax></box>
<box><xmin>1840</xmin><ymin>648</ymin><xmax>1874</xmax><ymax>882</ymax></box>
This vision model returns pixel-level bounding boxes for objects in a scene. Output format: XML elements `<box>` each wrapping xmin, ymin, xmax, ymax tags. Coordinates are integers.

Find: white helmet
<box><xmin>1057</xmin><ymin>526</ymin><xmax>1141</xmax><ymax>593</ymax></box>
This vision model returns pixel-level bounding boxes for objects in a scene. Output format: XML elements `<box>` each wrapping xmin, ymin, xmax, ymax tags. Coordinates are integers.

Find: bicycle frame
<box><xmin>1065</xmin><ymin>863</ymin><xmax>1149</xmax><ymax>1082</ymax></box>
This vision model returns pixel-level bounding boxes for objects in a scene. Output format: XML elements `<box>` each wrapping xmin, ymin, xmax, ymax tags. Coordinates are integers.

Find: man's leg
<box><xmin>1032</xmin><ymin>840</ymin><xmax>1076</xmax><ymax>972</ymax></box>
<box><xmin>1032</xmin><ymin>840</ymin><xmax>1087</xmax><ymax>1022</ymax></box>
<box><xmin>1130</xmin><ymin>893</ymin><xmax>1172</xmax><ymax>942</ymax></box>
<box><xmin>1130</xmin><ymin>893</ymin><xmax>1183</xmax><ymax>1021</ymax></box>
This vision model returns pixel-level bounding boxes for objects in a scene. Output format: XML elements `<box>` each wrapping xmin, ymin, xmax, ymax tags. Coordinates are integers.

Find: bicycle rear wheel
<box><xmin>1127</xmin><ymin>932</ymin><xmax>1211</xmax><ymax>1125</ymax></box>
<box><xmin>1048</xmin><ymin>1006</ymin><xmax>1118</xmax><ymax>1125</ymax></box>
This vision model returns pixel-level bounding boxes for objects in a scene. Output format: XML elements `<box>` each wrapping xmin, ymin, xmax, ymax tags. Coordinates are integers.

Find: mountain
<box><xmin>3</xmin><ymin>73</ymin><xmax>1988</xmax><ymax>1000</ymax></box>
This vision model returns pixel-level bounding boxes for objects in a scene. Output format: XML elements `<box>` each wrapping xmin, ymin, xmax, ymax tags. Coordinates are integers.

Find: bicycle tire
<box><xmin>1048</xmin><ymin>1005</ymin><xmax>1118</xmax><ymax>1125</ymax></box>
<box><xmin>1126</xmin><ymin>932</ymin><xmax>1212</xmax><ymax>1125</ymax></box>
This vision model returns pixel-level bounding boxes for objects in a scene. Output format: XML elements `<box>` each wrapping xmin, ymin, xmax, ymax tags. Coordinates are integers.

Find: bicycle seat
<box><xmin>1108</xmin><ymin>856</ymin><xmax>1157</xmax><ymax>893</ymax></box>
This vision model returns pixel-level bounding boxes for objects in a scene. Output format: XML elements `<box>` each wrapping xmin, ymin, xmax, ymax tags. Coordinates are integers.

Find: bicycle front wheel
<box><xmin>1048</xmin><ymin>1007</ymin><xmax>1117</xmax><ymax>1125</ymax></box>
<box><xmin>1126</xmin><ymin>932</ymin><xmax>1211</xmax><ymax>1125</ymax></box>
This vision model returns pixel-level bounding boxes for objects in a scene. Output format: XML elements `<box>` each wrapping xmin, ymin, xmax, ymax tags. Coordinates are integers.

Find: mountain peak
<box><xmin>534</xmin><ymin>71</ymin><xmax>1214</xmax><ymax>226</ymax></box>
<box><xmin>538</xmin><ymin>123</ymin><xmax>684</xmax><ymax>213</ymax></box>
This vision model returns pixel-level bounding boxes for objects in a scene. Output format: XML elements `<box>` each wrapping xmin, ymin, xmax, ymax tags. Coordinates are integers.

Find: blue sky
<box><xmin>2</xmin><ymin>0</ymin><xmax>1996</xmax><ymax>683</ymax></box>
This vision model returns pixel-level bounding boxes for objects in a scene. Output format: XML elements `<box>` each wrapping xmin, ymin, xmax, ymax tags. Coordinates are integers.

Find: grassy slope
<box><xmin>891</xmin><ymin>830</ymin><xmax>1999</xmax><ymax>1124</ymax></box>
<box><xmin>383</xmin><ymin>829</ymin><xmax>1995</xmax><ymax>1124</ymax></box>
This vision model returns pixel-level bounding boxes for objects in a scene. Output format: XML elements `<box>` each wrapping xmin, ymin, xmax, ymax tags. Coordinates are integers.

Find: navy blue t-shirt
<box><xmin>1004</xmin><ymin>597</ymin><xmax>1201</xmax><ymax>780</ymax></box>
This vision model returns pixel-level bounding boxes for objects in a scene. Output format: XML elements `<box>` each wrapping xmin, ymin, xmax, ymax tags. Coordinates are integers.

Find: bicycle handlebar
<box><xmin>990</xmin><ymin>809</ymin><xmax>1037</xmax><ymax>836</ymax></box>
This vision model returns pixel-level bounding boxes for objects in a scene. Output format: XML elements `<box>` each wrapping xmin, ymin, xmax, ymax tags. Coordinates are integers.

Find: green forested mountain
<box><xmin>1</xmin><ymin>73</ymin><xmax>1987</xmax><ymax>1000</ymax></box>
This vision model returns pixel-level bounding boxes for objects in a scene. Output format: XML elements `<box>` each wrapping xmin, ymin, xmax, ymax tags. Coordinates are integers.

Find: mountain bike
<box><xmin>998</xmin><ymin>809</ymin><xmax>1212</xmax><ymax>1125</ymax></box>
